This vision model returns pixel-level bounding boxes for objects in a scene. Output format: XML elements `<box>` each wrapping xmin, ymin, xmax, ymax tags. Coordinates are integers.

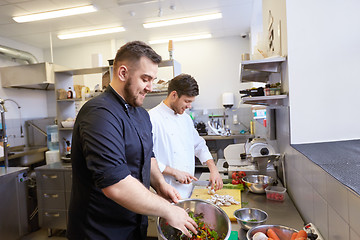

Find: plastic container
<box><xmin>46</xmin><ymin>125</ymin><xmax>59</xmax><ymax>151</ymax></box>
<box><xmin>265</xmin><ymin>186</ymin><xmax>286</xmax><ymax>201</ymax></box>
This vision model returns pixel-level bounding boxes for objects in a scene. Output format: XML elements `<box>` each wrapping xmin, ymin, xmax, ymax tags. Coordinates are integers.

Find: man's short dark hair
<box><xmin>167</xmin><ymin>74</ymin><xmax>199</xmax><ymax>97</ymax></box>
<box><xmin>114</xmin><ymin>41</ymin><xmax>162</xmax><ymax>71</ymax></box>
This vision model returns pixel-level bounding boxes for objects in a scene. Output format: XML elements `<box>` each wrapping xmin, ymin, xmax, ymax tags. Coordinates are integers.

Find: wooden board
<box><xmin>190</xmin><ymin>188</ymin><xmax>241</xmax><ymax>222</ymax></box>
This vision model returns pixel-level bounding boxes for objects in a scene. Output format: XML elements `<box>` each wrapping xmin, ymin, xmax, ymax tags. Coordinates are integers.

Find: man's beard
<box><xmin>124</xmin><ymin>77</ymin><xmax>142</xmax><ymax>107</ymax></box>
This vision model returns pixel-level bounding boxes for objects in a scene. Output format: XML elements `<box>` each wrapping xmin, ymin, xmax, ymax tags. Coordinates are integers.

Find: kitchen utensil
<box><xmin>234</xmin><ymin>208</ymin><xmax>268</xmax><ymax>230</ymax></box>
<box><xmin>192</xmin><ymin>180</ymin><xmax>211</xmax><ymax>186</ymax></box>
<box><xmin>190</xmin><ymin>188</ymin><xmax>241</xmax><ymax>221</ymax></box>
<box><xmin>157</xmin><ymin>199</ymin><xmax>231</xmax><ymax>240</ymax></box>
<box><xmin>242</xmin><ymin>175</ymin><xmax>274</xmax><ymax>194</ymax></box>
<box><xmin>246</xmin><ymin>225</ymin><xmax>298</xmax><ymax>240</ymax></box>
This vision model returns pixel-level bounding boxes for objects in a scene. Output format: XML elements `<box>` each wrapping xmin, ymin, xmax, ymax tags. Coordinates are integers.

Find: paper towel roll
<box><xmin>46</xmin><ymin>150</ymin><xmax>60</xmax><ymax>164</ymax></box>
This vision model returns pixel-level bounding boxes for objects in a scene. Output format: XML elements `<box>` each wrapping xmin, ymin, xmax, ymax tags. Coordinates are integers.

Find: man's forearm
<box><xmin>150</xmin><ymin>158</ymin><xmax>168</xmax><ymax>191</ymax></box>
<box><xmin>102</xmin><ymin>175</ymin><xmax>171</xmax><ymax>217</ymax></box>
<box><xmin>206</xmin><ymin>159</ymin><xmax>217</xmax><ymax>172</ymax></box>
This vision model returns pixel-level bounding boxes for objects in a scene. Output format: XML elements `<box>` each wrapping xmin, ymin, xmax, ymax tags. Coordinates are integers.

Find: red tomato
<box><xmin>232</xmin><ymin>179</ymin><xmax>240</xmax><ymax>185</ymax></box>
<box><xmin>238</xmin><ymin>171</ymin><xmax>246</xmax><ymax>178</ymax></box>
<box><xmin>231</xmin><ymin>172</ymin><xmax>239</xmax><ymax>179</ymax></box>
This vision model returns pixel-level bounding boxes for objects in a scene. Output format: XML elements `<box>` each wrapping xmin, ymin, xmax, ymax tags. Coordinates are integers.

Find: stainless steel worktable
<box><xmin>198</xmin><ymin>173</ymin><xmax>304</xmax><ymax>240</ymax></box>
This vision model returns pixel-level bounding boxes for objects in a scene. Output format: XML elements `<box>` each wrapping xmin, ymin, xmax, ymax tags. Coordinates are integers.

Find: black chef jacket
<box><xmin>67</xmin><ymin>86</ymin><xmax>153</xmax><ymax>240</ymax></box>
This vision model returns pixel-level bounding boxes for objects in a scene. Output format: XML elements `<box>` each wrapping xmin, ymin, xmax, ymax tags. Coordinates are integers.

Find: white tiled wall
<box><xmin>276</xmin><ymin>106</ymin><xmax>360</xmax><ymax>240</ymax></box>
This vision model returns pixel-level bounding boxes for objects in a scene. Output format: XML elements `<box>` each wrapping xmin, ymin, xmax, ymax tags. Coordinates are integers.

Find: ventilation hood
<box><xmin>0</xmin><ymin>62</ymin><xmax>55</xmax><ymax>90</ymax></box>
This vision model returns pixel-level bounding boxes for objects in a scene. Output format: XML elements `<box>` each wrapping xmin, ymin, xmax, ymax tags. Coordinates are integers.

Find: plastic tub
<box><xmin>265</xmin><ymin>186</ymin><xmax>286</xmax><ymax>201</ymax></box>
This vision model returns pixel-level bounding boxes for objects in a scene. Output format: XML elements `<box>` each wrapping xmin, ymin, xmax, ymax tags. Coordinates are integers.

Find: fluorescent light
<box><xmin>143</xmin><ymin>12</ymin><xmax>222</xmax><ymax>28</ymax></box>
<box><xmin>13</xmin><ymin>5</ymin><xmax>97</xmax><ymax>23</ymax></box>
<box><xmin>58</xmin><ymin>26</ymin><xmax>125</xmax><ymax>40</ymax></box>
<box><xmin>149</xmin><ymin>33</ymin><xmax>212</xmax><ymax>44</ymax></box>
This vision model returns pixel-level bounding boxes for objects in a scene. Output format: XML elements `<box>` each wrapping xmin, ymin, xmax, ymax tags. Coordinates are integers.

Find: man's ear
<box><xmin>117</xmin><ymin>65</ymin><xmax>128</xmax><ymax>82</ymax></box>
<box><xmin>170</xmin><ymin>90</ymin><xmax>178</xmax><ymax>99</ymax></box>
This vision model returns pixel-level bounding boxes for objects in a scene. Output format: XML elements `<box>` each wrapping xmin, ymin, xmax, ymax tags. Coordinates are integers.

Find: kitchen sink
<box><xmin>5</xmin><ymin>146</ymin><xmax>48</xmax><ymax>167</ymax></box>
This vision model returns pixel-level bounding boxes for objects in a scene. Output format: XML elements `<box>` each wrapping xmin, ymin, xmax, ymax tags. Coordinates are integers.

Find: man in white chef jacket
<box><xmin>149</xmin><ymin>74</ymin><xmax>223</xmax><ymax>199</ymax></box>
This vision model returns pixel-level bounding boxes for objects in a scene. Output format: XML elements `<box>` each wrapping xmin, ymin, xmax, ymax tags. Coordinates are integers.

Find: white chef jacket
<box><xmin>149</xmin><ymin>101</ymin><xmax>213</xmax><ymax>198</ymax></box>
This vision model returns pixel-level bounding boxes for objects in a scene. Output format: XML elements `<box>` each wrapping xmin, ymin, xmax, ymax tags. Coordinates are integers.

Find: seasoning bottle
<box><xmin>67</xmin><ymin>87</ymin><xmax>73</xmax><ymax>99</ymax></box>
<box><xmin>250</xmin><ymin>120</ymin><xmax>255</xmax><ymax>135</ymax></box>
<box><xmin>168</xmin><ymin>40</ymin><xmax>174</xmax><ymax>60</ymax></box>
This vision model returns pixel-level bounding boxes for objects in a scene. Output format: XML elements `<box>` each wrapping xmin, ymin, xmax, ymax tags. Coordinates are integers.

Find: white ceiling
<box><xmin>0</xmin><ymin>0</ymin><xmax>253</xmax><ymax>49</ymax></box>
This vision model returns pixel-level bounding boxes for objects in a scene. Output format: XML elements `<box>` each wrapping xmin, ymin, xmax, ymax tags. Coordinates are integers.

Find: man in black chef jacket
<box><xmin>67</xmin><ymin>41</ymin><xmax>197</xmax><ymax>240</ymax></box>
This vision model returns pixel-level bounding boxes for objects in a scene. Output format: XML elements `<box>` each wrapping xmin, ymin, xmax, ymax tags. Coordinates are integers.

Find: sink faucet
<box><xmin>4</xmin><ymin>99</ymin><xmax>24</xmax><ymax>138</ymax></box>
<box><xmin>0</xmin><ymin>98</ymin><xmax>9</xmax><ymax>169</ymax></box>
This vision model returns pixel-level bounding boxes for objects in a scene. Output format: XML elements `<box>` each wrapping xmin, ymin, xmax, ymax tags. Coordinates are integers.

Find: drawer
<box><xmin>37</xmin><ymin>171</ymin><xmax>65</xmax><ymax>190</ymax></box>
<box><xmin>64</xmin><ymin>171</ymin><xmax>72</xmax><ymax>191</ymax></box>
<box><xmin>38</xmin><ymin>190</ymin><xmax>66</xmax><ymax>210</ymax></box>
<box><xmin>39</xmin><ymin>209</ymin><xmax>67</xmax><ymax>229</ymax></box>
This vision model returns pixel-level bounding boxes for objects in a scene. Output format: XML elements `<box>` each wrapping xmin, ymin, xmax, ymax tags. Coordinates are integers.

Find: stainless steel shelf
<box><xmin>242</xmin><ymin>94</ymin><xmax>287</xmax><ymax>106</ymax></box>
<box><xmin>54</xmin><ymin>66</ymin><xmax>109</xmax><ymax>75</ymax></box>
<box><xmin>240</xmin><ymin>57</ymin><xmax>286</xmax><ymax>83</ymax></box>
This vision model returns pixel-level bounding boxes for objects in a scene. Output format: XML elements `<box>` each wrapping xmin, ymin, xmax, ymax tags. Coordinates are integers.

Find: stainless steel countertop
<box><xmin>202</xmin><ymin>134</ymin><xmax>253</xmax><ymax>141</ymax></box>
<box><xmin>0</xmin><ymin>167</ymin><xmax>28</xmax><ymax>178</ymax></box>
<box><xmin>0</xmin><ymin>146</ymin><xmax>48</xmax><ymax>161</ymax></box>
<box><xmin>198</xmin><ymin>173</ymin><xmax>304</xmax><ymax>240</ymax></box>
<box><xmin>35</xmin><ymin>161</ymin><xmax>72</xmax><ymax>171</ymax></box>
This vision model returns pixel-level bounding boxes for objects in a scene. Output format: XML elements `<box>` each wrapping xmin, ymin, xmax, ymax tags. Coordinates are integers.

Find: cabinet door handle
<box><xmin>43</xmin><ymin>193</ymin><xmax>59</xmax><ymax>198</ymax></box>
<box><xmin>42</xmin><ymin>174</ymin><xmax>58</xmax><ymax>179</ymax></box>
<box><xmin>44</xmin><ymin>212</ymin><xmax>60</xmax><ymax>217</ymax></box>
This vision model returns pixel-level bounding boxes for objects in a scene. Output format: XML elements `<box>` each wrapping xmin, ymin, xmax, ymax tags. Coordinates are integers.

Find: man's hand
<box><xmin>165</xmin><ymin>205</ymin><xmax>198</xmax><ymax>238</ymax></box>
<box><xmin>209</xmin><ymin>170</ymin><xmax>223</xmax><ymax>190</ymax></box>
<box><xmin>173</xmin><ymin>169</ymin><xmax>198</xmax><ymax>184</ymax></box>
<box><xmin>206</xmin><ymin>159</ymin><xmax>223</xmax><ymax>191</ymax></box>
<box><xmin>156</xmin><ymin>181</ymin><xmax>181</xmax><ymax>203</ymax></box>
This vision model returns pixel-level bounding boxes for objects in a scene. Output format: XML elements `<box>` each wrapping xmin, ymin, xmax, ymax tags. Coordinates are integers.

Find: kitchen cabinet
<box><xmin>239</xmin><ymin>57</ymin><xmax>287</xmax><ymax>106</ymax></box>
<box><xmin>0</xmin><ymin>167</ymin><xmax>29</xmax><ymax>239</ymax></box>
<box><xmin>35</xmin><ymin>162</ymin><xmax>71</xmax><ymax>236</ymax></box>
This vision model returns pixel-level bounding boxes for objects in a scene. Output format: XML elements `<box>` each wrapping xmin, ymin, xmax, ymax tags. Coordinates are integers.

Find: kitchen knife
<box><xmin>192</xmin><ymin>180</ymin><xmax>211</xmax><ymax>186</ymax></box>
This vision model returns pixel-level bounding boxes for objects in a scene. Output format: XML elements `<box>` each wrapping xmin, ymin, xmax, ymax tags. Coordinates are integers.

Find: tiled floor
<box><xmin>21</xmin><ymin>228</ymin><xmax>66</xmax><ymax>240</ymax></box>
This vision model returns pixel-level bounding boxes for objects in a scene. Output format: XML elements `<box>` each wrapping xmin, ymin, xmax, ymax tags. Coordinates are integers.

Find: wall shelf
<box><xmin>240</xmin><ymin>57</ymin><xmax>286</xmax><ymax>83</ymax></box>
<box><xmin>242</xmin><ymin>94</ymin><xmax>287</xmax><ymax>106</ymax></box>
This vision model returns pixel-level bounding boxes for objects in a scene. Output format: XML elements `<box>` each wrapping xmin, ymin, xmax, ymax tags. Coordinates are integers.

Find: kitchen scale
<box><xmin>221</xmin><ymin>139</ymin><xmax>279</xmax><ymax>180</ymax></box>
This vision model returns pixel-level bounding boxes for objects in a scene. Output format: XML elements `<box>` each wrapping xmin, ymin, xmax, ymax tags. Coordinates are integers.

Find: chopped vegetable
<box><xmin>162</xmin><ymin>211</ymin><xmax>226</xmax><ymax>240</ymax></box>
<box><xmin>223</xmin><ymin>183</ymin><xmax>244</xmax><ymax>191</ymax></box>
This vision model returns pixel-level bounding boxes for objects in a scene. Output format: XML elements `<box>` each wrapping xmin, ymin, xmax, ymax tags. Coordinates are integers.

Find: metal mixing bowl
<box><xmin>242</xmin><ymin>175</ymin><xmax>274</xmax><ymax>194</ymax></box>
<box><xmin>234</xmin><ymin>208</ymin><xmax>268</xmax><ymax>230</ymax></box>
<box><xmin>157</xmin><ymin>199</ymin><xmax>231</xmax><ymax>240</ymax></box>
<box><xmin>247</xmin><ymin>225</ymin><xmax>298</xmax><ymax>240</ymax></box>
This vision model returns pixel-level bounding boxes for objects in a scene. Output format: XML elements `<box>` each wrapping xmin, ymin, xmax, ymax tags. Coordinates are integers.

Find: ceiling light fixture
<box><xmin>13</xmin><ymin>5</ymin><xmax>97</xmax><ymax>23</ymax></box>
<box><xmin>58</xmin><ymin>26</ymin><xmax>125</xmax><ymax>40</ymax></box>
<box><xmin>149</xmin><ymin>33</ymin><xmax>212</xmax><ymax>44</ymax></box>
<box><xmin>143</xmin><ymin>12</ymin><xmax>222</xmax><ymax>28</ymax></box>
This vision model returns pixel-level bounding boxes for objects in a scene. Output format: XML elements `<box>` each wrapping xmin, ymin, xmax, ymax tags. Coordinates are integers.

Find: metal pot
<box><xmin>157</xmin><ymin>199</ymin><xmax>231</xmax><ymax>240</ymax></box>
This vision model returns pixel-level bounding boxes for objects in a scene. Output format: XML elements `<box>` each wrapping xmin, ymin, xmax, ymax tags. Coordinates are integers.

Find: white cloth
<box><xmin>149</xmin><ymin>102</ymin><xmax>212</xmax><ymax>198</ymax></box>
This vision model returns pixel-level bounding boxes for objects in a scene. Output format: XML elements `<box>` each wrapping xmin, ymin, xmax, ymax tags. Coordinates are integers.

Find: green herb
<box><xmin>222</xmin><ymin>183</ymin><xmax>245</xmax><ymax>191</ymax></box>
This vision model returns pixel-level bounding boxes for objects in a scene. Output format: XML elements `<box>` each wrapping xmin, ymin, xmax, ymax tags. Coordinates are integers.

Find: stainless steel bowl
<box><xmin>234</xmin><ymin>208</ymin><xmax>268</xmax><ymax>230</ymax></box>
<box><xmin>242</xmin><ymin>175</ymin><xmax>274</xmax><ymax>194</ymax></box>
<box><xmin>247</xmin><ymin>225</ymin><xmax>298</xmax><ymax>240</ymax></box>
<box><xmin>157</xmin><ymin>199</ymin><xmax>231</xmax><ymax>240</ymax></box>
